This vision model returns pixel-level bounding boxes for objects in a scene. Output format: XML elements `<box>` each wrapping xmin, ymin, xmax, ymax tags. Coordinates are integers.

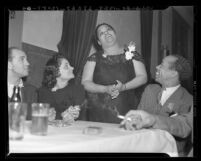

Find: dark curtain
<box><xmin>140</xmin><ymin>10</ymin><xmax>153</xmax><ymax>83</ymax></box>
<box><xmin>172</xmin><ymin>8</ymin><xmax>193</xmax><ymax>94</ymax></box>
<box><xmin>57</xmin><ymin>11</ymin><xmax>98</xmax><ymax>84</ymax></box>
<box><xmin>135</xmin><ymin>10</ymin><xmax>153</xmax><ymax>100</ymax></box>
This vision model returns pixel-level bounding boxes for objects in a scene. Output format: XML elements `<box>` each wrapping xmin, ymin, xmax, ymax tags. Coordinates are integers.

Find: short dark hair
<box><xmin>42</xmin><ymin>54</ymin><xmax>66</xmax><ymax>89</ymax></box>
<box><xmin>171</xmin><ymin>55</ymin><xmax>192</xmax><ymax>81</ymax></box>
<box><xmin>93</xmin><ymin>23</ymin><xmax>116</xmax><ymax>51</ymax></box>
<box><xmin>8</xmin><ymin>47</ymin><xmax>22</xmax><ymax>61</ymax></box>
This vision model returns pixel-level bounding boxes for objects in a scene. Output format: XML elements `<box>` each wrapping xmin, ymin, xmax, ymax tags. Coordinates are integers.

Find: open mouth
<box><xmin>105</xmin><ymin>35</ymin><xmax>113</xmax><ymax>41</ymax></box>
<box><xmin>106</xmin><ymin>34</ymin><xmax>112</xmax><ymax>38</ymax></box>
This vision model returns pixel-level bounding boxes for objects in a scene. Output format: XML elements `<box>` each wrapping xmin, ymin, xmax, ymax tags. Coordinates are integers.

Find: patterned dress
<box><xmin>86</xmin><ymin>50</ymin><xmax>144</xmax><ymax>123</ymax></box>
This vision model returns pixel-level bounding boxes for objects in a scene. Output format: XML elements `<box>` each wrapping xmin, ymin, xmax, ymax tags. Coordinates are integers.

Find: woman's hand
<box><xmin>105</xmin><ymin>85</ymin><xmax>119</xmax><ymax>99</ymax></box>
<box><xmin>48</xmin><ymin>107</ymin><xmax>56</xmax><ymax>121</ymax></box>
<box><xmin>61</xmin><ymin>111</ymin><xmax>75</xmax><ymax>123</ymax></box>
<box><xmin>110</xmin><ymin>90</ymin><xmax>119</xmax><ymax>99</ymax></box>
<box><xmin>115</xmin><ymin>80</ymin><xmax>126</xmax><ymax>92</ymax></box>
<box><xmin>61</xmin><ymin>105</ymin><xmax>80</xmax><ymax>122</ymax></box>
<box><xmin>68</xmin><ymin>105</ymin><xmax>80</xmax><ymax>119</ymax></box>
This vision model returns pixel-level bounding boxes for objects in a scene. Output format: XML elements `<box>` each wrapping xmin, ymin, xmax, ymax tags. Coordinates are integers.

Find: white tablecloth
<box><xmin>9</xmin><ymin>121</ymin><xmax>178</xmax><ymax>157</ymax></box>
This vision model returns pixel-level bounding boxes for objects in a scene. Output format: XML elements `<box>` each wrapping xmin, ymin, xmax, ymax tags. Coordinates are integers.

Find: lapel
<box><xmin>157</xmin><ymin>87</ymin><xmax>165</xmax><ymax>105</ymax></box>
<box><xmin>163</xmin><ymin>86</ymin><xmax>182</xmax><ymax>106</ymax></box>
<box><xmin>161</xmin><ymin>86</ymin><xmax>183</xmax><ymax>114</ymax></box>
<box><xmin>153</xmin><ymin>86</ymin><xmax>163</xmax><ymax>114</ymax></box>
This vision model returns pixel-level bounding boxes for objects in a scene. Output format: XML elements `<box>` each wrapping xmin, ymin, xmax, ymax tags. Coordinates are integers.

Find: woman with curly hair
<box><xmin>38</xmin><ymin>54</ymin><xmax>85</xmax><ymax>122</ymax></box>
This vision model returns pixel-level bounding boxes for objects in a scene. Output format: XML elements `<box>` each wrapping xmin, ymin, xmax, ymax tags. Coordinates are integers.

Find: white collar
<box><xmin>7</xmin><ymin>79</ymin><xmax>24</xmax><ymax>98</ymax></box>
<box><xmin>160</xmin><ymin>84</ymin><xmax>181</xmax><ymax>106</ymax></box>
<box><xmin>164</xmin><ymin>84</ymin><xmax>180</xmax><ymax>92</ymax></box>
<box><xmin>8</xmin><ymin>79</ymin><xmax>24</xmax><ymax>88</ymax></box>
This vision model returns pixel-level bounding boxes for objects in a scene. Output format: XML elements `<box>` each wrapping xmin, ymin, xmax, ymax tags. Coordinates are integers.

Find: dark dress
<box><xmin>86</xmin><ymin>51</ymin><xmax>144</xmax><ymax>123</ymax></box>
<box><xmin>38</xmin><ymin>83</ymin><xmax>85</xmax><ymax>120</ymax></box>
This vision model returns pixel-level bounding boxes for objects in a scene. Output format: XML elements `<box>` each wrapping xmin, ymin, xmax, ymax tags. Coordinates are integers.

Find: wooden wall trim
<box><xmin>22</xmin><ymin>42</ymin><xmax>57</xmax><ymax>56</ymax></box>
<box><xmin>21</xmin><ymin>42</ymin><xmax>57</xmax><ymax>88</ymax></box>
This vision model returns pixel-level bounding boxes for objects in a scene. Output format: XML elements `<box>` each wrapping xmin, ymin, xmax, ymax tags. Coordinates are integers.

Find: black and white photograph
<box><xmin>5</xmin><ymin>5</ymin><xmax>196</xmax><ymax>158</ymax></box>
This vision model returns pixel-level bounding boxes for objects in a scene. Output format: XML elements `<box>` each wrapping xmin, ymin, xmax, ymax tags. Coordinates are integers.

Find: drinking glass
<box><xmin>31</xmin><ymin>103</ymin><xmax>49</xmax><ymax>136</ymax></box>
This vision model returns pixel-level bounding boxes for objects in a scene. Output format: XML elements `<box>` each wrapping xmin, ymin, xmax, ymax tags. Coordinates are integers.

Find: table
<box><xmin>9</xmin><ymin>121</ymin><xmax>178</xmax><ymax>157</ymax></box>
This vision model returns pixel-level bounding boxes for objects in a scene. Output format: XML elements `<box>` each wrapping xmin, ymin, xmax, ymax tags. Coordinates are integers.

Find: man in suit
<box><xmin>121</xmin><ymin>54</ymin><xmax>193</xmax><ymax>156</ymax></box>
<box><xmin>8</xmin><ymin>47</ymin><xmax>38</xmax><ymax>120</ymax></box>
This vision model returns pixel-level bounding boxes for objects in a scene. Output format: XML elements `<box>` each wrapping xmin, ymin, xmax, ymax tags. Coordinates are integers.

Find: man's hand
<box><xmin>120</xmin><ymin>110</ymin><xmax>156</xmax><ymax>130</ymax></box>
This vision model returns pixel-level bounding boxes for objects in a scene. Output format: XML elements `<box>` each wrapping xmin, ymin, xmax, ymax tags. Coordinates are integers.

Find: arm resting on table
<box><xmin>153</xmin><ymin>108</ymin><xmax>193</xmax><ymax>138</ymax></box>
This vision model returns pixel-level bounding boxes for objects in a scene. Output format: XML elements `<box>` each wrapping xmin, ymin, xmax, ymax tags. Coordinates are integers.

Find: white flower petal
<box><xmin>128</xmin><ymin>45</ymin><xmax>135</xmax><ymax>52</ymax></box>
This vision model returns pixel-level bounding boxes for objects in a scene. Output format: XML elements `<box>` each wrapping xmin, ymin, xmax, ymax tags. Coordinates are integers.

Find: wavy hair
<box><xmin>42</xmin><ymin>54</ymin><xmax>66</xmax><ymax>89</ymax></box>
<box><xmin>170</xmin><ymin>55</ymin><xmax>192</xmax><ymax>81</ymax></box>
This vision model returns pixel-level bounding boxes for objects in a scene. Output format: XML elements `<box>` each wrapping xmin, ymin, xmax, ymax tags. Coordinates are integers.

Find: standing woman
<box><xmin>82</xmin><ymin>23</ymin><xmax>147</xmax><ymax>123</ymax></box>
<box><xmin>38</xmin><ymin>54</ymin><xmax>85</xmax><ymax>122</ymax></box>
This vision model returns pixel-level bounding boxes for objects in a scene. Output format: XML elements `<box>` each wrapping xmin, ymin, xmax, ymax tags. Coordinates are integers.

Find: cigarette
<box><xmin>117</xmin><ymin>115</ymin><xmax>132</xmax><ymax>121</ymax></box>
<box><xmin>170</xmin><ymin>113</ymin><xmax>178</xmax><ymax>117</ymax></box>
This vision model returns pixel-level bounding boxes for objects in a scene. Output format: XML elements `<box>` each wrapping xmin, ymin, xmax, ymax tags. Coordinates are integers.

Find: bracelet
<box><xmin>124</xmin><ymin>84</ymin><xmax>127</xmax><ymax>90</ymax></box>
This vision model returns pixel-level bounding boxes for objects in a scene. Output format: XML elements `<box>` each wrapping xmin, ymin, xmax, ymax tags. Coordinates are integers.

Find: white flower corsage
<box><xmin>125</xmin><ymin>41</ymin><xmax>136</xmax><ymax>60</ymax></box>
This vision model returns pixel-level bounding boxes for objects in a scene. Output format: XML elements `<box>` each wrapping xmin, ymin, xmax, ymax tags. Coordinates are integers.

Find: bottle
<box><xmin>10</xmin><ymin>86</ymin><xmax>21</xmax><ymax>102</ymax></box>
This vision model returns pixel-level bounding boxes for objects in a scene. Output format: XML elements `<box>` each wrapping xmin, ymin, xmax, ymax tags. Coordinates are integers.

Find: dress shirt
<box><xmin>160</xmin><ymin>84</ymin><xmax>181</xmax><ymax>106</ymax></box>
<box><xmin>7</xmin><ymin>79</ymin><xmax>24</xmax><ymax>98</ymax></box>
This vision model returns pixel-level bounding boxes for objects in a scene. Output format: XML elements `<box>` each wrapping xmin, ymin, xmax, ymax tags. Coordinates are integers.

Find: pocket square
<box><xmin>167</xmin><ymin>103</ymin><xmax>174</xmax><ymax>112</ymax></box>
<box><xmin>167</xmin><ymin>103</ymin><xmax>176</xmax><ymax>117</ymax></box>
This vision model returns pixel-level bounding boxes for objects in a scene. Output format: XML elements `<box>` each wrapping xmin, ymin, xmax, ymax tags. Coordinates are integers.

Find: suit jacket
<box><xmin>8</xmin><ymin>82</ymin><xmax>38</xmax><ymax>120</ymax></box>
<box><xmin>138</xmin><ymin>84</ymin><xmax>193</xmax><ymax>156</ymax></box>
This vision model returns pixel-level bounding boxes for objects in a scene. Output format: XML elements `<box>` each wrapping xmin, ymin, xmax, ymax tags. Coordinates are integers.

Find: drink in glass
<box><xmin>31</xmin><ymin>103</ymin><xmax>49</xmax><ymax>135</ymax></box>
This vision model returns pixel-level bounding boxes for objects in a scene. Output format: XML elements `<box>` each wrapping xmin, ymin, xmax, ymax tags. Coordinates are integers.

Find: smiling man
<box><xmin>8</xmin><ymin>47</ymin><xmax>38</xmax><ymax>120</ymax></box>
<box><xmin>121</xmin><ymin>54</ymin><xmax>193</xmax><ymax>156</ymax></box>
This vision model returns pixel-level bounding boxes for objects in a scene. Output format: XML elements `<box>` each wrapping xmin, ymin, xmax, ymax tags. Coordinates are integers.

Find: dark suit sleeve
<box><xmin>38</xmin><ymin>87</ymin><xmax>49</xmax><ymax>103</ymax></box>
<box><xmin>137</xmin><ymin>85</ymin><xmax>159</xmax><ymax>114</ymax></box>
<box><xmin>25</xmin><ymin>85</ymin><xmax>38</xmax><ymax>120</ymax></box>
<box><xmin>177</xmin><ymin>91</ymin><xmax>192</xmax><ymax>114</ymax></box>
<box><xmin>153</xmin><ymin>104</ymin><xmax>193</xmax><ymax>138</ymax></box>
<box><xmin>137</xmin><ymin>85</ymin><xmax>149</xmax><ymax>110</ymax></box>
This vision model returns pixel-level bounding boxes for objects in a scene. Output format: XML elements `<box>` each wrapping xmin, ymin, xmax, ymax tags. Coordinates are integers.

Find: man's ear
<box><xmin>8</xmin><ymin>61</ymin><xmax>13</xmax><ymax>70</ymax></box>
<box><xmin>172</xmin><ymin>70</ymin><xmax>178</xmax><ymax>78</ymax></box>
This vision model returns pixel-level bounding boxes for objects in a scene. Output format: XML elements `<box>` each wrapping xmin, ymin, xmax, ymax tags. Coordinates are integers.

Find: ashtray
<box><xmin>48</xmin><ymin>120</ymin><xmax>71</xmax><ymax>127</ymax></box>
<box><xmin>83</xmin><ymin>126</ymin><xmax>103</xmax><ymax>135</ymax></box>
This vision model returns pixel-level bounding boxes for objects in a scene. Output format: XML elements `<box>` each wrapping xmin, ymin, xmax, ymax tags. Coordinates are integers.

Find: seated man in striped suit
<box><xmin>121</xmin><ymin>54</ymin><xmax>193</xmax><ymax>157</ymax></box>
